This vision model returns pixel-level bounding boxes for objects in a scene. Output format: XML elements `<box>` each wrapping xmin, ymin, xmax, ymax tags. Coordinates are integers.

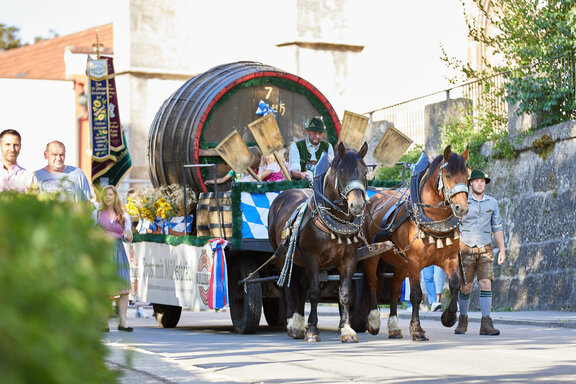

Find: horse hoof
<box><xmin>305</xmin><ymin>334</ymin><xmax>320</xmax><ymax>342</ymax></box>
<box><xmin>341</xmin><ymin>334</ymin><xmax>358</xmax><ymax>343</ymax></box>
<box><xmin>388</xmin><ymin>330</ymin><xmax>403</xmax><ymax>339</ymax></box>
<box><xmin>367</xmin><ymin>325</ymin><xmax>380</xmax><ymax>336</ymax></box>
<box><xmin>287</xmin><ymin>330</ymin><xmax>305</xmax><ymax>339</ymax></box>
<box><xmin>441</xmin><ymin>311</ymin><xmax>457</xmax><ymax>327</ymax></box>
<box><xmin>411</xmin><ymin>332</ymin><xmax>429</xmax><ymax>342</ymax></box>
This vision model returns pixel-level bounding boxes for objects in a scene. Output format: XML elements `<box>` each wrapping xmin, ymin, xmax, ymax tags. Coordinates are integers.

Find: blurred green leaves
<box><xmin>0</xmin><ymin>192</ymin><xmax>120</xmax><ymax>384</ymax></box>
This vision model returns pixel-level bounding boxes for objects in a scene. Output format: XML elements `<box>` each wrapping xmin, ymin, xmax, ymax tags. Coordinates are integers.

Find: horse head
<box><xmin>436</xmin><ymin>145</ymin><xmax>469</xmax><ymax>218</ymax></box>
<box><xmin>326</xmin><ymin>141</ymin><xmax>369</xmax><ymax>217</ymax></box>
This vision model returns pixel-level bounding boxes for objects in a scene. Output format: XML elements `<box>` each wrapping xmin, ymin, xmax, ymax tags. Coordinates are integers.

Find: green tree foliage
<box><xmin>463</xmin><ymin>0</ymin><xmax>576</xmax><ymax>128</ymax></box>
<box><xmin>0</xmin><ymin>23</ymin><xmax>22</xmax><ymax>50</ymax></box>
<box><xmin>0</xmin><ymin>193</ymin><xmax>121</xmax><ymax>383</ymax></box>
<box><xmin>440</xmin><ymin>0</ymin><xmax>576</xmax><ymax>165</ymax></box>
<box><xmin>441</xmin><ymin>95</ymin><xmax>509</xmax><ymax>169</ymax></box>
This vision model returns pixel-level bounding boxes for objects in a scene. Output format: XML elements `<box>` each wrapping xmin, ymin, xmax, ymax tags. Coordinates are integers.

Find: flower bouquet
<box><xmin>126</xmin><ymin>184</ymin><xmax>196</xmax><ymax>235</ymax></box>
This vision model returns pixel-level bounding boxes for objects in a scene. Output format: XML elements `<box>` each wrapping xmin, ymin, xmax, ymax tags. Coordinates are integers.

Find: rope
<box><xmin>277</xmin><ymin>201</ymin><xmax>308</xmax><ymax>287</ymax></box>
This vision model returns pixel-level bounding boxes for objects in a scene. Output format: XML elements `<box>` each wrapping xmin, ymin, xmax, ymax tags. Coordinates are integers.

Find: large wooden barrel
<box><xmin>195</xmin><ymin>192</ymin><xmax>232</xmax><ymax>238</ymax></box>
<box><xmin>147</xmin><ymin>61</ymin><xmax>341</xmax><ymax>194</ymax></box>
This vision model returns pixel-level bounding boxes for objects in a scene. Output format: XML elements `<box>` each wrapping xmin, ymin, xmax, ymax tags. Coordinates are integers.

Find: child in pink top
<box><xmin>258</xmin><ymin>149</ymin><xmax>290</xmax><ymax>182</ymax></box>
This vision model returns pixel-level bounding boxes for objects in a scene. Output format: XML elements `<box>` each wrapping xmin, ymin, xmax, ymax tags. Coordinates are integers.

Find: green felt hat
<box><xmin>306</xmin><ymin>117</ymin><xmax>327</xmax><ymax>133</ymax></box>
<box><xmin>468</xmin><ymin>169</ymin><xmax>490</xmax><ymax>184</ymax></box>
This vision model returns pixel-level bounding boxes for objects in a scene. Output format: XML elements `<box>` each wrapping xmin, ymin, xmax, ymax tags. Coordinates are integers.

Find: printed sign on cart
<box><xmin>126</xmin><ymin>242</ymin><xmax>212</xmax><ymax>311</ymax></box>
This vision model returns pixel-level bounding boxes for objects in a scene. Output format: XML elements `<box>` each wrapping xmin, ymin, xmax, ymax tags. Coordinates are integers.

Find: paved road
<box><xmin>104</xmin><ymin>307</ymin><xmax>576</xmax><ymax>384</ymax></box>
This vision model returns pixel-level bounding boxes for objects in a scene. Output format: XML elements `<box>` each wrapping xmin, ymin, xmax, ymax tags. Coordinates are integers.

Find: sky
<box><xmin>1</xmin><ymin>0</ymin><xmax>115</xmax><ymax>44</ymax></box>
<box><xmin>0</xmin><ymin>0</ymin><xmax>469</xmax><ymax>114</ymax></box>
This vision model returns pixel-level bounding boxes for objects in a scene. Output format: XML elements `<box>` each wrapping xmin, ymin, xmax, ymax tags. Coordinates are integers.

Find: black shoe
<box><xmin>118</xmin><ymin>325</ymin><xmax>133</xmax><ymax>332</ymax></box>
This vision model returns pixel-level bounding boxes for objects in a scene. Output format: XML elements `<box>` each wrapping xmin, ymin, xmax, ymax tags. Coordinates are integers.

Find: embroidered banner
<box><xmin>87</xmin><ymin>58</ymin><xmax>111</xmax><ymax>160</ymax></box>
<box><xmin>105</xmin><ymin>57</ymin><xmax>125</xmax><ymax>151</ymax></box>
<box><xmin>88</xmin><ymin>56</ymin><xmax>132</xmax><ymax>186</ymax></box>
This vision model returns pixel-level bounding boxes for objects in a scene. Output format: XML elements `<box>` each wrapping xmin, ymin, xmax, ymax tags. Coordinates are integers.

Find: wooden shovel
<box><xmin>247</xmin><ymin>113</ymin><xmax>292</xmax><ymax>181</ymax></box>
<box><xmin>338</xmin><ymin>110</ymin><xmax>369</xmax><ymax>151</ymax></box>
<box><xmin>215</xmin><ymin>130</ymin><xmax>262</xmax><ymax>182</ymax></box>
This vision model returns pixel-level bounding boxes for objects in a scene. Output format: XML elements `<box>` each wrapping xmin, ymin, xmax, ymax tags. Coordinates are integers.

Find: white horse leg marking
<box><xmin>294</xmin><ymin>312</ymin><xmax>305</xmax><ymax>333</ymax></box>
<box><xmin>387</xmin><ymin>314</ymin><xmax>403</xmax><ymax>338</ymax></box>
<box><xmin>388</xmin><ymin>315</ymin><xmax>399</xmax><ymax>331</ymax></box>
<box><xmin>287</xmin><ymin>313</ymin><xmax>306</xmax><ymax>339</ymax></box>
<box><xmin>367</xmin><ymin>309</ymin><xmax>381</xmax><ymax>332</ymax></box>
<box><xmin>340</xmin><ymin>324</ymin><xmax>358</xmax><ymax>342</ymax></box>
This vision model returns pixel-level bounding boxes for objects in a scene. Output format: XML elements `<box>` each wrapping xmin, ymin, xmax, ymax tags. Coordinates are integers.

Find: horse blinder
<box><xmin>438</xmin><ymin>161</ymin><xmax>468</xmax><ymax>206</ymax></box>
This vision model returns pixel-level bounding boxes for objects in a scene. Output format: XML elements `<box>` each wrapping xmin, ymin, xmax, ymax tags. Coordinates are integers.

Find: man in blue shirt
<box><xmin>289</xmin><ymin>117</ymin><xmax>334</xmax><ymax>181</ymax></box>
<box><xmin>455</xmin><ymin>169</ymin><xmax>506</xmax><ymax>336</ymax></box>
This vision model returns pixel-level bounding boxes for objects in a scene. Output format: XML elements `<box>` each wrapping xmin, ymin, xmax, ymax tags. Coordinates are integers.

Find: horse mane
<box><xmin>332</xmin><ymin>148</ymin><xmax>364</xmax><ymax>175</ymax></box>
<box><xmin>421</xmin><ymin>151</ymin><xmax>467</xmax><ymax>186</ymax></box>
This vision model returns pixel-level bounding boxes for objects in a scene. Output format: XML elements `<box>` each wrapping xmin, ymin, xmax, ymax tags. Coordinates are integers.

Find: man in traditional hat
<box><xmin>288</xmin><ymin>117</ymin><xmax>334</xmax><ymax>181</ymax></box>
<box><xmin>455</xmin><ymin>169</ymin><xmax>506</xmax><ymax>336</ymax></box>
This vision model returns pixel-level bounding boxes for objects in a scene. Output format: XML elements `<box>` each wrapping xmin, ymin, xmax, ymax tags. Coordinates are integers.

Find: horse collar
<box><xmin>410</xmin><ymin>158</ymin><xmax>461</xmax><ymax>235</ymax></box>
<box><xmin>311</xmin><ymin>194</ymin><xmax>364</xmax><ymax>237</ymax></box>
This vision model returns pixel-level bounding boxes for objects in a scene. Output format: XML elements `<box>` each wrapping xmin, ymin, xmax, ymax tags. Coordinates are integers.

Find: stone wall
<box><xmin>424</xmin><ymin>98</ymin><xmax>471</xmax><ymax>158</ymax></box>
<box><xmin>481</xmin><ymin>121</ymin><xmax>576</xmax><ymax>311</ymax></box>
<box><xmin>421</xmin><ymin>99</ymin><xmax>576</xmax><ymax>311</ymax></box>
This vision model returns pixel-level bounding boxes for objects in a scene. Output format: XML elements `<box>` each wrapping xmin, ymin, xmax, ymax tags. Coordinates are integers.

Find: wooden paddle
<box><xmin>215</xmin><ymin>130</ymin><xmax>262</xmax><ymax>182</ymax></box>
<box><xmin>338</xmin><ymin>110</ymin><xmax>369</xmax><ymax>151</ymax></box>
<box><xmin>372</xmin><ymin>125</ymin><xmax>413</xmax><ymax>177</ymax></box>
<box><xmin>247</xmin><ymin>113</ymin><xmax>292</xmax><ymax>181</ymax></box>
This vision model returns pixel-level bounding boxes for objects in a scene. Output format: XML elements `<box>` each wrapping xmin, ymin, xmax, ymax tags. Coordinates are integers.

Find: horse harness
<box><xmin>374</xmin><ymin>152</ymin><xmax>468</xmax><ymax>255</ymax></box>
<box><xmin>282</xmin><ymin>153</ymin><xmax>367</xmax><ymax>244</ymax></box>
<box><xmin>276</xmin><ymin>153</ymin><xmax>368</xmax><ymax>286</ymax></box>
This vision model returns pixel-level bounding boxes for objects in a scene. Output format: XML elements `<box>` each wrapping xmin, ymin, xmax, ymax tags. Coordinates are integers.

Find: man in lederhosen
<box><xmin>455</xmin><ymin>169</ymin><xmax>506</xmax><ymax>336</ymax></box>
<box><xmin>288</xmin><ymin>117</ymin><xmax>334</xmax><ymax>181</ymax></box>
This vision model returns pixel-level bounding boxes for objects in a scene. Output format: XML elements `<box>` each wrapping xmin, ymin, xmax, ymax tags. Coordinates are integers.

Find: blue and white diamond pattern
<box><xmin>240</xmin><ymin>189</ymin><xmax>382</xmax><ymax>239</ymax></box>
<box><xmin>240</xmin><ymin>191</ymin><xmax>280</xmax><ymax>238</ymax></box>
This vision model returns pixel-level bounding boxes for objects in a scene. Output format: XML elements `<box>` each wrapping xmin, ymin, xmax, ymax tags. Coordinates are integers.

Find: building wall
<box><xmin>107</xmin><ymin>0</ymin><xmax>470</xmax><ymax>185</ymax></box>
<box><xmin>0</xmin><ymin>78</ymin><xmax>77</xmax><ymax>172</ymax></box>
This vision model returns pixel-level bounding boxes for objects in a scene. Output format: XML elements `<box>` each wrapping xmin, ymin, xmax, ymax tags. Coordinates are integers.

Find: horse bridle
<box><xmin>437</xmin><ymin>160</ymin><xmax>468</xmax><ymax>206</ymax></box>
<box><xmin>334</xmin><ymin>161</ymin><xmax>367</xmax><ymax>199</ymax></box>
<box><xmin>321</xmin><ymin>167</ymin><xmax>367</xmax><ymax>213</ymax></box>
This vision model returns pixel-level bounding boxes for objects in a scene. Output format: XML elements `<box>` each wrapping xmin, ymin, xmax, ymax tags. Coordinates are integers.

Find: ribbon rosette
<box><xmin>255</xmin><ymin>99</ymin><xmax>276</xmax><ymax>118</ymax></box>
<box><xmin>208</xmin><ymin>238</ymin><xmax>229</xmax><ymax>310</ymax></box>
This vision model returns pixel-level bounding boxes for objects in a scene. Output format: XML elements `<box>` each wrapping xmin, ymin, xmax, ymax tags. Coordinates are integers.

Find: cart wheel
<box><xmin>263</xmin><ymin>297</ymin><xmax>285</xmax><ymax>327</ymax></box>
<box><xmin>152</xmin><ymin>304</ymin><xmax>182</xmax><ymax>328</ymax></box>
<box><xmin>228</xmin><ymin>259</ymin><xmax>262</xmax><ymax>334</ymax></box>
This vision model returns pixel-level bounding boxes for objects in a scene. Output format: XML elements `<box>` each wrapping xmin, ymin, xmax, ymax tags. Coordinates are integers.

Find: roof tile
<box><xmin>0</xmin><ymin>24</ymin><xmax>113</xmax><ymax>80</ymax></box>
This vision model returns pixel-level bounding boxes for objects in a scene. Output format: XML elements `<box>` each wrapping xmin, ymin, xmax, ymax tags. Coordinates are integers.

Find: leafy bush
<box><xmin>0</xmin><ymin>192</ymin><xmax>120</xmax><ymax>384</ymax></box>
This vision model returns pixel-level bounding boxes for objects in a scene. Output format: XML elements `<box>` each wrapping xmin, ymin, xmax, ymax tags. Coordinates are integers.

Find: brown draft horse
<box><xmin>361</xmin><ymin>145</ymin><xmax>469</xmax><ymax>341</ymax></box>
<box><xmin>268</xmin><ymin>142</ymin><xmax>368</xmax><ymax>343</ymax></box>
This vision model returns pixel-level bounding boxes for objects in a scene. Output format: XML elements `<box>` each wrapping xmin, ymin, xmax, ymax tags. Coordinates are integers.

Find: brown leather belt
<box><xmin>461</xmin><ymin>245</ymin><xmax>489</xmax><ymax>254</ymax></box>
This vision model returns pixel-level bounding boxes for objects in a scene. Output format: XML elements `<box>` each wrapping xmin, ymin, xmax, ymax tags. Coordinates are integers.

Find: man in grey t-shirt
<box><xmin>35</xmin><ymin>141</ymin><xmax>93</xmax><ymax>202</ymax></box>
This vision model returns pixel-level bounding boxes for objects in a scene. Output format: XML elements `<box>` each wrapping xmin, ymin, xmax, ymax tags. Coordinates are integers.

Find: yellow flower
<box><xmin>125</xmin><ymin>198</ymin><xmax>140</xmax><ymax>216</ymax></box>
<box><xmin>153</xmin><ymin>197</ymin><xmax>173</xmax><ymax>219</ymax></box>
<box><xmin>140</xmin><ymin>207</ymin><xmax>154</xmax><ymax>221</ymax></box>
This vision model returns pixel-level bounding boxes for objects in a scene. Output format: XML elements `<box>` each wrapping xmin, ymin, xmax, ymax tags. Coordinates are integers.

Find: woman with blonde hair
<box><xmin>93</xmin><ymin>185</ymin><xmax>134</xmax><ymax>332</ymax></box>
<box><xmin>258</xmin><ymin>148</ymin><xmax>289</xmax><ymax>182</ymax></box>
